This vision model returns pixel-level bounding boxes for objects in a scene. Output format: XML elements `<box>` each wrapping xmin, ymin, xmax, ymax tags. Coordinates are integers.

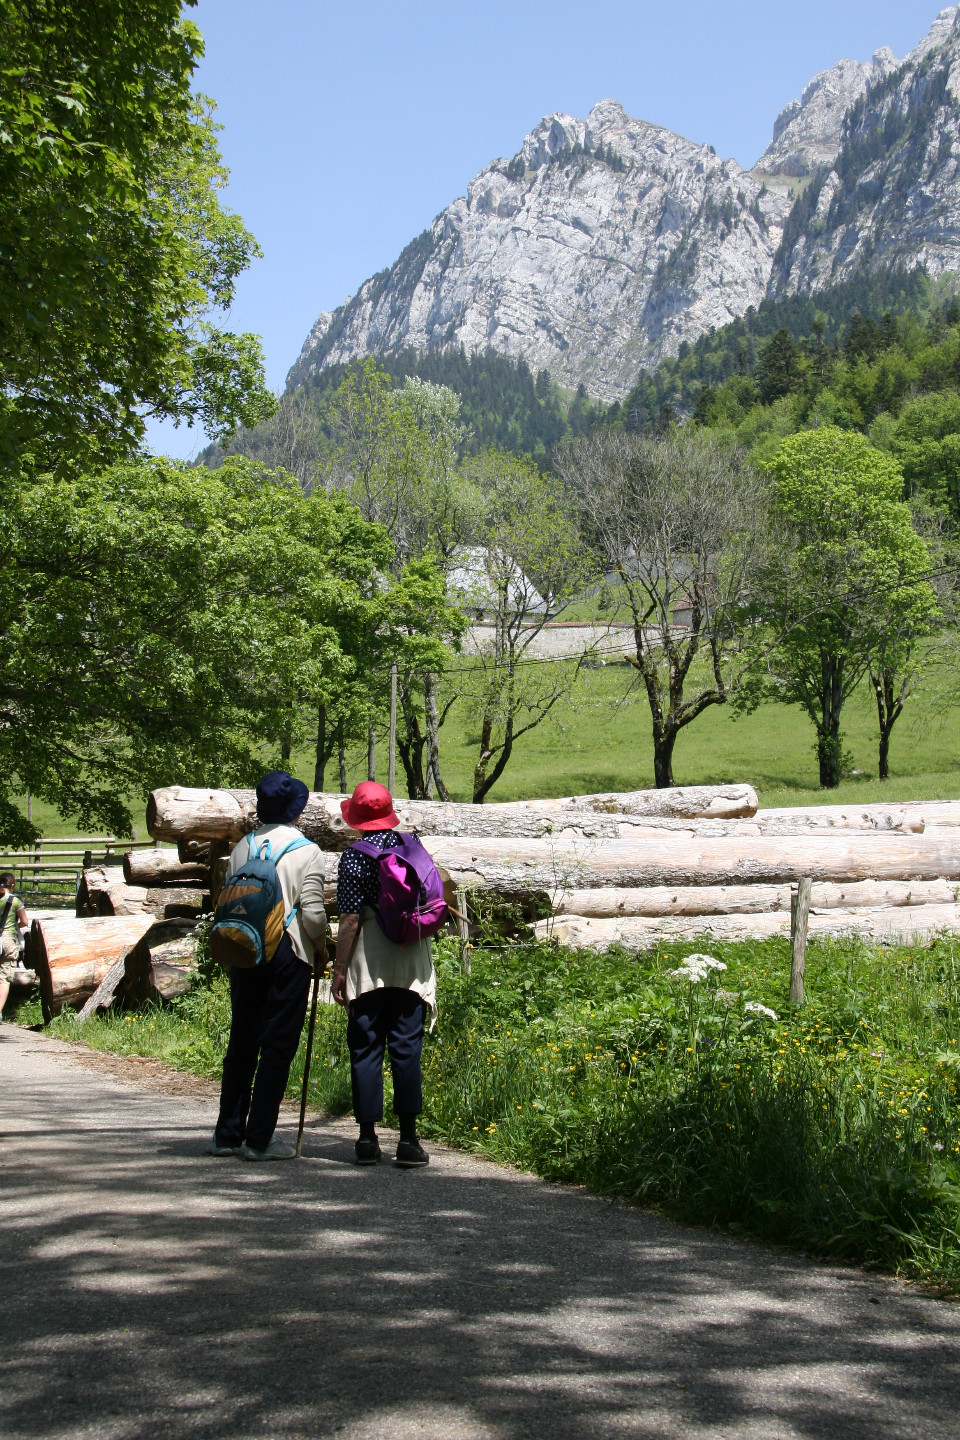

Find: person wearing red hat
<box><xmin>332</xmin><ymin>781</ymin><xmax>435</xmax><ymax>1168</ymax></box>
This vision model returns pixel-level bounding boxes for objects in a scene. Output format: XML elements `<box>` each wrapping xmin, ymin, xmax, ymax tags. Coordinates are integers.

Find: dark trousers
<box><xmin>347</xmin><ymin>987</ymin><xmax>426</xmax><ymax>1124</ymax></box>
<box><xmin>215</xmin><ymin>933</ymin><xmax>310</xmax><ymax>1151</ymax></box>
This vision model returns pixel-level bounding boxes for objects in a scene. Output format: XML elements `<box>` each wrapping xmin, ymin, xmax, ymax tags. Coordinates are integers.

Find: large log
<box><xmin>28</xmin><ymin>914</ymin><xmax>156</xmax><ymax>1020</ymax></box>
<box><xmin>554</xmin><ymin>877</ymin><xmax>960</xmax><ymax>918</ymax></box>
<box><xmin>77</xmin><ymin>867</ymin><xmax>208</xmax><ymax>921</ymax></box>
<box><xmin>146</xmin><ymin>783</ymin><xmax>759</xmax><ymax>849</ymax></box>
<box><xmin>121</xmin><ymin>928</ymin><xmax>198</xmax><ymax>1007</ymax></box>
<box><xmin>123</xmin><ymin>848</ymin><xmax>210</xmax><ymax>886</ymax></box>
<box><xmin>76</xmin><ymin>867</ymin><xmax>135</xmax><ymax>916</ymax></box>
<box><xmin>537</xmin><ymin>902</ymin><xmax>960</xmax><ymax>950</ymax></box>
<box><xmin>417</xmin><ymin>831</ymin><xmax>960</xmax><ymax>893</ymax></box>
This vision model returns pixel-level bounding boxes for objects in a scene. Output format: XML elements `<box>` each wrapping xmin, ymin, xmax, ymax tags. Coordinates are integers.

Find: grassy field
<box><xmin>18</xmin><ymin>665</ymin><xmax>960</xmax><ymax>839</ymax></box>
<box><xmin>22</xmin><ymin>927</ymin><xmax>960</xmax><ymax>1291</ymax></box>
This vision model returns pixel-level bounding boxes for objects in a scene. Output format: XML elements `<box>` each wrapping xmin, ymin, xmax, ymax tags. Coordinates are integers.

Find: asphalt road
<box><xmin>1</xmin><ymin>1023</ymin><xmax>960</xmax><ymax>1439</ymax></box>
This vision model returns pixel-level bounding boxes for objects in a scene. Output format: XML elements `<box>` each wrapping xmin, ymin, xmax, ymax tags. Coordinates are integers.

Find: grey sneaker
<box><xmin>241</xmin><ymin>1135</ymin><xmax>297</xmax><ymax>1161</ymax></box>
<box><xmin>207</xmin><ymin>1134</ymin><xmax>240</xmax><ymax>1157</ymax></box>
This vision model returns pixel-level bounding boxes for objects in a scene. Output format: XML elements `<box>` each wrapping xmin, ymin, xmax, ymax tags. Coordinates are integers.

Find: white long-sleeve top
<box><xmin>225</xmin><ymin>823</ymin><xmax>328</xmax><ymax>967</ymax></box>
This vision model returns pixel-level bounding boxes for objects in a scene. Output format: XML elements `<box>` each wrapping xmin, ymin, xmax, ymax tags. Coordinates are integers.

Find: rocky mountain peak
<box><xmin>755</xmin><ymin>48</ymin><xmax>899</xmax><ymax>178</ymax></box>
<box><xmin>773</xmin><ymin>5</ymin><xmax>960</xmax><ymax>296</ymax></box>
<box><xmin>289</xmin><ymin>7</ymin><xmax>960</xmax><ymax>406</ymax></box>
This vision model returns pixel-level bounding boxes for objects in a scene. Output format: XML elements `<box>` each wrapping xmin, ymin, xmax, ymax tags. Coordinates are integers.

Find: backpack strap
<box><xmin>272</xmin><ymin>834</ymin><xmax>313</xmax><ymax>928</ymax></box>
<box><xmin>0</xmin><ymin>895</ymin><xmax>13</xmax><ymax>935</ymax></box>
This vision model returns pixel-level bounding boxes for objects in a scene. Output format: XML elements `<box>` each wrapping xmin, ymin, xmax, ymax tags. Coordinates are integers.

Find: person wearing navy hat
<box><xmin>208</xmin><ymin>771</ymin><xmax>329</xmax><ymax>1161</ymax></box>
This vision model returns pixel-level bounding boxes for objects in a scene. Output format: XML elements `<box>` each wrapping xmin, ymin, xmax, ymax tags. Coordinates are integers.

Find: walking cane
<box><xmin>296</xmin><ymin>950</ymin><xmax>324</xmax><ymax>1159</ymax></box>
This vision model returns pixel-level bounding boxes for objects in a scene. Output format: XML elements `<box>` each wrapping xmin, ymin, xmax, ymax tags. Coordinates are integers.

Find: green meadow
<box><xmin>16</xmin><ymin>663</ymin><xmax>960</xmax><ymax>842</ymax></box>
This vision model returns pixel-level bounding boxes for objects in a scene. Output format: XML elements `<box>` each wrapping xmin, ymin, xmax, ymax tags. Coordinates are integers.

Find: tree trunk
<box><xmin>540</xmin><ymin>902</ymin><xmax>960</xmax><ymax>951</ymax></box>
<box><xmin>424</xmin><ymin>672</ymin><xmax>451</xmax><ymax>801</ymax></box>
<box><xmin>337</xmin><ymin>719</ymin><xmax>347</xmax><ymax>792</ymax></box>
<box><xmin>77</xmin><ymin>866</ymin><xmax>208</xmax><ymax>920</ymax></box>
<box><xmin>553</xmin><ymin>877</ymin><xmax>959</xmax><ymax>918</ymax></box>
<box><xmin>818</xmin><ymin>652</ymin><xmax>845</xmax><ymax>788</ymax></box>
<box><xmin>397</xmin><ymin>681</ymin><xmax>427</xmax><ymax>798</ymax></box>
<box><xmin>367</xmin><ymin>723</ymin><xmax>376</xmax><ymax>781</ymax></box>
<box><xmin>314</xmin><ymin>705</ymin><xmax>327</xmax><ymax>792</ymax></box>
<box><xmin>473</xmin><ymin>703</ymin><xmax>515</xmax><ymax>805</ymax></box>
<box><xmin>872</xmin><ymin>663</ymin><xmax>907</xmax><ymax>783</ymax></box>
<box><xmin>652</xmin><ymin>724</ymin><xmax>678</xmax><ymax>788</ymax></box>
<box><xmin>123</xmin><ymin>849</ymin><xmax>210</xmax><ymax>886</ymax></box>
<box><xmin>417</xmin><ymin>830</ymin><xmax>960</xmax><ymax>894</ymax></box>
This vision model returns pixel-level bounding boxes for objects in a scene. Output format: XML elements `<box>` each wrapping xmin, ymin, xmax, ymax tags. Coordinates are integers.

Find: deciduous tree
<box><xmin>748</xmin><ymin>428</ymin><xmax>938</xmax><ymax>788</ymax></box>
<box><xmin>559</xmin><ymin>429</ymin><xmax>771</xmax><ymax>787</ymax></box>
<box><xmin>0</xmin><ymin>0</ymin><xmax>274</xmax><ymax>478</ymax></box>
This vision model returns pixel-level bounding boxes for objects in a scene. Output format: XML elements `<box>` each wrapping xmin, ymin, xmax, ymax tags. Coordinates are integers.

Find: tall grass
<box><xmin>28</xmin><ymin>930</ymin><xmax>960</xmax><ymax>1288</ymax></box>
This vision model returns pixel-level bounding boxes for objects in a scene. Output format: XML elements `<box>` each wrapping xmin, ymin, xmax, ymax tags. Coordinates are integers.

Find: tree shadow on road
<box><xmin>1</xmin><ymin>1029</ymin><xmax>959</xmax><ymax>1439</ymax></box>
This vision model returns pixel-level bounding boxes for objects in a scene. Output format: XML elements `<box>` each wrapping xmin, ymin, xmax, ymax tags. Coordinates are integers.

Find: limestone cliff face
<box><xmin>290</xmin><ymin>100</ymin><xmax>789</xmax><ymax>402</ymax></box>
<box><xmin>754</xmin><ymin>50</ymin><xmax>898</xmax><ymax>179</ymax></box>
<box><xmin>291</xmin><ymin>8</ymin><xmax>960</xmax><ymax>401</ymax></box>
<box><xmin>774</xmin><ymin>7</ymin><xmax>960</xmax><ymax>295</ymax></box>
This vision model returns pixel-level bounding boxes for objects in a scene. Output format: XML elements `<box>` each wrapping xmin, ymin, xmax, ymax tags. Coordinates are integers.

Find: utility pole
<box><xmin>388</xmin><ymin>662</ymin><xmax>397</xmax><ymax>795</ymax></box>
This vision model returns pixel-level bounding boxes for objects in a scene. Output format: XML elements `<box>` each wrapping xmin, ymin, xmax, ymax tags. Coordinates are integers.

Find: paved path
<box><xmin>1</xmin><ymin>1025</ymin><xmax>960</xmax><ymax>1439</ymax></box>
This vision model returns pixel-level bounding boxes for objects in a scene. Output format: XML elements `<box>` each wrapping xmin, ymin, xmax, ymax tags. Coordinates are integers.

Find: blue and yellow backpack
<box><xmin>209</xmin><ymin>832</ymin><xmax>313</xmax><ymax>968</ymax></box>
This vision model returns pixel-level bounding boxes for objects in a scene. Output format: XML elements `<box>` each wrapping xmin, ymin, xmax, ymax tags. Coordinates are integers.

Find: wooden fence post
<box><xmin>790</xmin><ymin>876</ymin><xmax>812</xmax><ymax>1005</ymax></box>
<box><xmin>456</xmin><ymin>884</ymin><xmax>471</xmax><ymax>975</ymax></box>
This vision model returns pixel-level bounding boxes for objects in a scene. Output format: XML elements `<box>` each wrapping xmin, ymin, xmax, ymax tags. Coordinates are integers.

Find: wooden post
<box><xmin>456</xmin><ymin>884</ymin><xmax>471</xmax><ymax>975</ymax></box>
<box><xmin>790</xmin><ymin>876</ymin><xmax>812</xmax><ymax>1005</ymax></box>
<box><xmin>388</xmin><ymin>662</ymin><xmax>397</xmax><ymax>796</ymax></box>
<box><xmin>367</xmin><ymin>723</ymin><xmax>376</xmax><ymax>782</ymax></box>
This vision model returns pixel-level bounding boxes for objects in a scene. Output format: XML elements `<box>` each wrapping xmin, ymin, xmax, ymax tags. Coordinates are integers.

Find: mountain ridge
<box><xmin>290</xmin><ymin>7</ymin><xmax>960</xmax><ymax>404</ymax></box>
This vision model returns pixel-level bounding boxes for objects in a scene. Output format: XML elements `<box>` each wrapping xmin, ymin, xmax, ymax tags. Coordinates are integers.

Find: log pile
<box><xmin>144</xmin><ymin>783</ymin><xmax>960</xmax><ymax>954</ymax></box>
<box><xmin>76</xmin><ymin>855</ymin><xmax>209</xmax><ymax>922</ymax></box>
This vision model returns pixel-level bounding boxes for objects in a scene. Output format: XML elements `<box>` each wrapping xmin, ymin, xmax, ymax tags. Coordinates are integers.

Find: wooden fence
<box><xmin>0</xmin><ymin>836</ymin><xmax>162</xmax><ymax>902</ymax></box>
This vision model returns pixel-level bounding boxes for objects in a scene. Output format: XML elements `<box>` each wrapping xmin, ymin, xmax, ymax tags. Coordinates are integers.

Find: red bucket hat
<box><xmin>340</xmin><ymin>781</ymin><xmax>400</xmax><ymax>832</ymax></box>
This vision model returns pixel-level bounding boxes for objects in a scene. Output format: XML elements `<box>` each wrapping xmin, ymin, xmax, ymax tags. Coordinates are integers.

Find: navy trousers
<box><xmin>215</xmin><ymin>934</ymin><xmax>310</xmax><ymax>1151</ymax></box>
<box><xmin>347</xmin><ymin>987</ymin><xmax>426</xmax><ymax>1123</ymax></box>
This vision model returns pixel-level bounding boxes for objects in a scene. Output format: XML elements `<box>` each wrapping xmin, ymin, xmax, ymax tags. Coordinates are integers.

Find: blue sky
<box><xmin>150</xmin><ymin>0</ymin><xmax>944</xmax><ymax>457</ymax></box>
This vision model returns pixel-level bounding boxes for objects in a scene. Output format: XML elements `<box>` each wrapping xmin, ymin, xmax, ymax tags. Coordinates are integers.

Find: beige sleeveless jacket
<box><xmin>346</xmin><ymin>906</ymin><xmax>437</xmax><ymax>1024</ymax></box>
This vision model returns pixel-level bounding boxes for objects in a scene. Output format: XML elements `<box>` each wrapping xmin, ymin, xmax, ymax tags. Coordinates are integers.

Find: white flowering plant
<box><xmin>664</xmin><ymin>953</ymin><xmax>782</xmax><ymax>1056</ymax></box>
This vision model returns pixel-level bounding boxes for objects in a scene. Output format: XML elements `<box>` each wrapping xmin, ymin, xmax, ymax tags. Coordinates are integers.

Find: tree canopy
<box><xmin>743</xmin><ymin>428</ymin><xmax>939</xmax><ymax>788</ymax></box>
<box><xmin>0</xmin><ymin>456</ymin><xmax>449</xmax><ymax>842</ymax></box>
<box><xmin>0</xmin><ymin>0</ymin><xmax>274</xmax><ymax>479</ymax></box>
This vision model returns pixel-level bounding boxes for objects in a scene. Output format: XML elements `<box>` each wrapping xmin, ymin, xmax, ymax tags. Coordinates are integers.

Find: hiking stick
<box><xmin>296</xmin><ymin>953</ymin><xmax>324</xmax><ymax>1159</ymax></box>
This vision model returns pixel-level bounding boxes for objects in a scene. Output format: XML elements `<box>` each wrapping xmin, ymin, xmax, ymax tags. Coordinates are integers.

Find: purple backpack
<box><xmin>350</xmin><ymin>834</ymin><xmax>449</xmax><ymax>944</ymax></box>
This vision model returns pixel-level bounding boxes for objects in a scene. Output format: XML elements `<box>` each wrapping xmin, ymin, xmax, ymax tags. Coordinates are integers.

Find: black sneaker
<box><xmin>395</xmin><ymin>1139</ymin><xmax>429</xmax><ymax>1168</ymax></box>
<box><xmin>355</xmin><ymin>1136</ymin><xmax>382</xmax><ymax>1166</ymax></box>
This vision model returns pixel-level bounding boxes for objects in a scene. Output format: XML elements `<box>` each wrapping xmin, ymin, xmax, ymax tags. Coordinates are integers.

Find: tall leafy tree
<box><xmin>0</xmin><ymin>457</ymin><xmax>404</xmax><ymax>842</ymax></box>
<box><xmin>0</xmin><ymin>0</ymin><xmax>274</xmax><ymax>478</ymax></box>
<box><xmin>320</xmin><ymin>362</ymin><xmax>469</xmax><ymax>797</ymax></box>
<box><xmin>747</xmin><ymin>428</ymin><xmax>938</xmax><ymax>787</ymax></box>
<box><xmin>456</xmin><ymin>451</ymin><xmax>590</xmax><ymax>803</ymax></box>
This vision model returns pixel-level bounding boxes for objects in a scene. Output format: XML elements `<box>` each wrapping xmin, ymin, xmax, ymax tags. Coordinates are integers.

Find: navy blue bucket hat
<box><xmin>256</xmin><ymin>770</ymin><xmax>309</xmax><ymax>824</ymax></box>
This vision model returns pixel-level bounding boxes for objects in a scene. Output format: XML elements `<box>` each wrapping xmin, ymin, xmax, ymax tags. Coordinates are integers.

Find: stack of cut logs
<box><xmin>147</xmin><ymin>783</ymin><xmax>960</xmax><ymax>953</ymax></box>
<box><xmin>29</xmin><ymin>845</ymin><xmax>210</xmax><ymax>1021</ymax></box>
<box><xmin>27</xmin><ymin>780</ymin><xmax>960</xmax><ymax>1019</ymax></box>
